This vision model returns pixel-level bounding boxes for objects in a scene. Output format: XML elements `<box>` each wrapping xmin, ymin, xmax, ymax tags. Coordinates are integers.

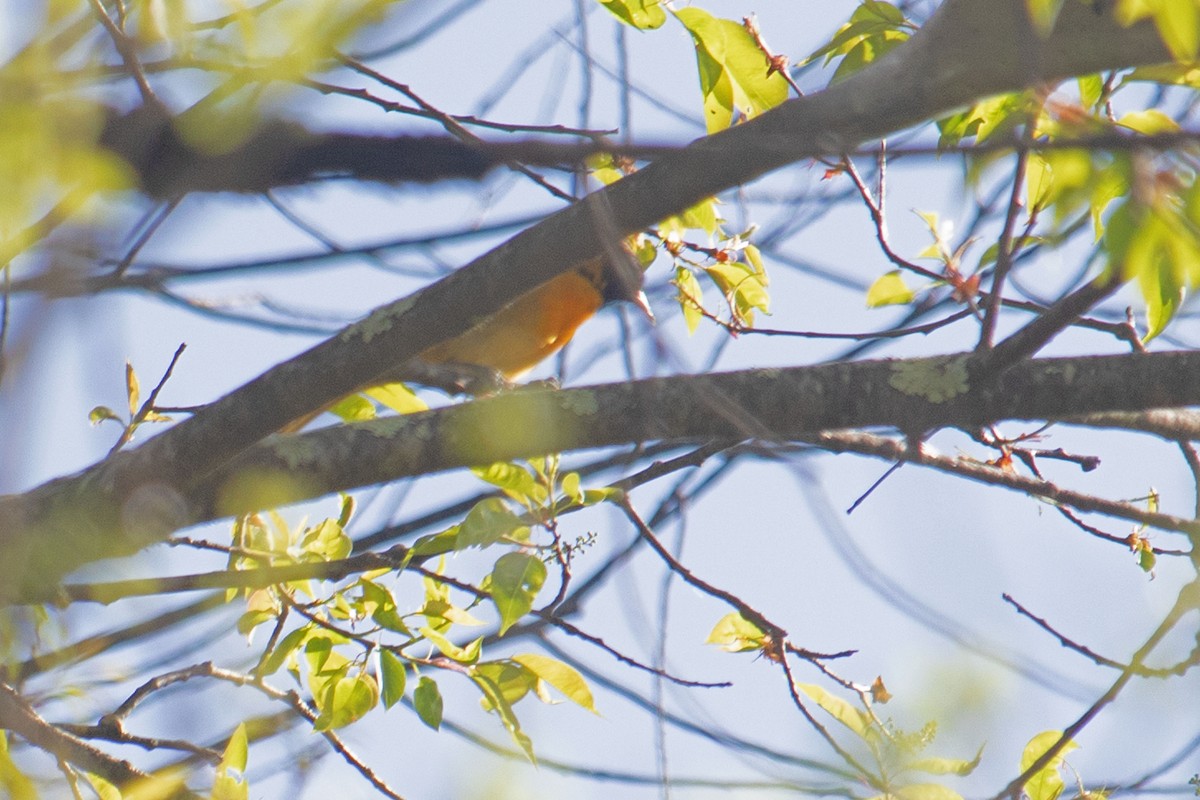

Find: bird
<box><xmin>280</xmin><ymin>250</ymin><xmax>652</xmax><ymax>432</ymax></box>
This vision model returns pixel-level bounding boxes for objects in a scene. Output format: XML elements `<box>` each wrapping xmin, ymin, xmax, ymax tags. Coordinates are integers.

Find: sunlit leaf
<box><xmin>512</xmin><ymin>653</ymin><xmax>598</xmax><ymax>713</ymax></box>
<box><xmin>1117</xmin><ymin>109</ymin><xmax>1180</xmax><ymax>135</ymax></box>
<box><xmin>598</xmin><ymin>0</ymin><xmax>667</xmax><ymax>30</ymax></box>
<box><xmin>675</xmin><ymin>7</ymin><xmax>788</xmax><ymax>132</ymax></box>
<box><xmin>313</xmin><ymin>671</ymin><xmax>378</xmax><ymax>731</ymax></box>
<box><xmin>458</xmin><ymin>498</ymin><xmax>529</xmax><ymax>549</ymax></box>
<box><xmin>379</xmin><ymin>649</ymin><xmax>407</xmax><ymax>709</ymax></box>
<box><xmin>365</xmin><ymin>382</ymin><xmax>428</xmax><ymax>415</ymax></box>
<box><xmin>489</xmin><ymin>552</ymin><xmax>547</xmax><ymax>635</ymax></box>
<box><xmin>706</xmin><ymin>612</ymin><xmax>767</xmax><ymax>652</ymax></box>
<box><xmin>414</xmin><ymin>676</ymin><xmax>443</xmax><ymax>730</ymax></box>
<box><xmin>1020</xmin><ymin>730</ymin><xmax>1078</xmax><ymax>800</ymax></box>
<box><xmin>796</xmin><ymin>683</ymin><xmax>870</xmax><ymax>738</ymax></box>
<box><xmin>866</xmin><ymin>270</ymin><xmax>915</xmax><ymax>307</ymax></box>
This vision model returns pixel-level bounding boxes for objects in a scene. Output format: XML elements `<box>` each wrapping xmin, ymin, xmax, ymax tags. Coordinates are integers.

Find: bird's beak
<box><xmin>631</xmin><ymin>289</ymin><xmax>655</xmax><ymax>323</ymax></box>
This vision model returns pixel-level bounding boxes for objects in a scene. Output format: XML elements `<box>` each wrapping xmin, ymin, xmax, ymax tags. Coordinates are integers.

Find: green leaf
<box><xmin>209</xmin><ymin>723</ymin><xmax>250</xmax><ymax>800</ymax></box>
<box><xmin>706</xmin><ymin>611</ymin><xmax>767</xmax><ymax>652</ymax></box>
<box><xmin>358</xmin><ymin>580</ymin><xmax>412</xmax><ymax>635</ymax></box>
<box><xmin>561</xmin><ymin>471</ymin><xmax>584</xmax><ymax>504</ymax></box>
<box><xmin>420</xmin><ymin>626</ymin><xmax>483</xmax><ymax>664</ymax></box>
<box><xmin>0</xmin><ymin>732</ymin><xmax>37</xmax><ymax>800</ymax></box>
<box><xmin>414</xmin><ymin>676</ymin><xmax>444</xmax><ymax>730</ymax></box>
<box><xmin>474</xmin><ymin>661</ymin><xmax>537</xmax><ymax>710</ymax></box>
<box><xmin>329</xmin><ymin>393</ymin><xmax>375</xmax><ymax>423</ymax></box>
<box><xmin>1020</xmin><ymin>730</ymin><xmax>1078</xmax><ymax>800</ymax></box>
<box><xmin>472</xmin><ymin>462</ymin><xmax>547</xmax><ymax>506</ymax></box>
<box><xmin>598</xmin><ymin>0</ymin><xmax>667</xmax><ymax>30</ymax></box>
<box><xmin>299</xmin><ymin>518</ymin><xmax>352</xmax><ymax>562</ymax></box>
<box><xmin>889</xmin><ymin>785</ymin><xmax>965</xmax><ymax>800</ymax></box>
<box><xmin>674</xmin><ymin>266</ymin><xmax>705</xmax><ymax>334</ymax></box>
<box><xmin>512</xmin><ymin>653</ymin><xmax>598</xmax><ymax>713</ymax></box>
<box><xmin>83</xmin><ymin>773</ymin><xmax>121</xmax><ymax>800</ymax></box>
<box><xmin>219</xmin><ymin>723</ymin><xmax>249</xmax><ymax>774</ymax></box>
<box><xmin>866</xmin><ymin>270</ymin><xmax>915</xmax><ymax>307</ymax></box>
<box><xmin>796</xmin><ymin>683</ymin><xmax>871</xmax><ymax>738</ymax></box>
<box><xmin>88</xmin><ymin>405</ymin><xmax>123</xmax><ymax>426</ymax></box>
<box><xmin>909</xmin><ymin>744</ymin><xmax>984</xmax><ymax>776</ymax></box>
<box><xmin>470</xmin><ymin>670</ymin><xmax>536</xmax><ymax>762</ymax></box>
<box><xmin>1116</xmin><ymin>109</ymin><xmax>1180</xmax><ymax>135</ymax></box>
<box><xmin>124</xmin><ymin>361</ymin><xmax>140</xmax><ymax>417</ymax></box>
<box><xmin>258</xmin><ymin>624</ymin><xmax>312</xmax><ymax>676</ymax></box>
<box><xmin>379</xmin><ymin>649</ymin><xmax>407</xmax><ymax>709</ymax></box>
<box><xmin>674</xmin><ymin>7</ymin><xmax>788</xmax><ymax>133</ymax></box>
<box><xmin>489</xmin><ymin>553</ymin><xmax>547</xmax><ymax>635</ymax></box>
<box><xmin>313</xmin><ymin>671</ymin><xmax>379</xmax><ymax>731</ymax></box>
<box><xmin>458</xmin><ymin>497</ymin><xmax>529</xmax><ymax>549</ymax></box>
<box><xmin>706</xmin><ymin>260</ymin><xmax>770</xmax><ymax>326</ymax></box>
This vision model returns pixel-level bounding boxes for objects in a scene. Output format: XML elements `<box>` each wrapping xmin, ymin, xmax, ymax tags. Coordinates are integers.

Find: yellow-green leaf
<box><xmin>866</xmin><ymin>270</ymin><xmax>915</xmax><ymax>307</ymax></box>
<box><xmin>489</xmin><ymin>552</ymin><xmax>547</xmax><ymax>635</ymax></box>
<box><xmin>706</xmin><ymin>611</ymin><xmax>767</xmax><ymax>652</ymax></box>
<box><xmin>313</xmin><ymin>671</ymin><xmax>378</xmax><ymax>731</ymax></box>
<box><xmin>675</xmin><ymin>8</ymin><xmax>788</xmax><ymax>133</ymax></box>
<box><xmin>420</xmin><ymin>626</ymin><xmax>482</xmax><ymax>664</ymax></box>
<box><xmin>379</xmin><ymin>649</ymin><xmax>407</xmax><ymax>709</ymax></box>
<box><xmin>365</xmin><ymin>381</ymin><xmax>428</xmax><ymax>414</ymax></box>
<box><xmin>1020</xmin><ymin>730</ymin><xmax>1079</xmax><ymax>800</ymax></box>
<box><xmin>674</xmin><ymin>266</ymin><xmax>705</xmax><ymax>334</ymax></box>
<box><xmin>796</xmin><ymin>683</ymin><xmax>871</xmax><ymax>738</ymax></box>
<box><xmin>512</xmin><ymin>653</ymin><xmax>598</xmax><ymax>713</ymax></box>
<box><xmin>1117</xmin><ymin>109</ymin><xmax>1180</xmax><ymax>135</ymax></box>
<box><xmin>414</xmin><ymin>676</ymin><xmax>443</xmax><ymax>730</ymax></box>
<box><xmin>598</xmin><ymin>0</ymin><xmax>667</xmax><ymax>30</ymax></box>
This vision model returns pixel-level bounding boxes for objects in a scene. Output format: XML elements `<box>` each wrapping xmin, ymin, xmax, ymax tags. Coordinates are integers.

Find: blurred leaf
<box><xmin>0</xmin><ymin>732</ymin><xmax>37</xmax><ymax>800</ymax></box>
<box><xmin>125</xmin><ymin>361</ymin><xmax>140</xmax><ymax>417</ymax></box>
<box><xmin>218</xmin><ymin>723</ymin><xmax>249</xmax><ymax>775</ymax></box>
<box><xmin>365</xmin><ymin>382</ymin><xmax>428</xmax><ymax>415</ymax></box>
<box><xmin>414</xmin><ymin>676</ymin><xmax>443</xmax><ymax>730</ymax></box>
<box><xmin>89</xmin><ymin>406</ymin><xmax>123</xmax><ymax>426</ymax></box>
<box><xmin>1077</xmin><ymin>74</ymin><xmax>1105</xmax><ymax>110</ymax></box>
<box><xmin>706</xmin><ymin>260</ymin><xmax>770</xmax><ymax>326</ymax></box>
<box><xmin>1020</xmin><ymin>730</ymin><xmax>1078</xmax><ymax>800</ymax></box>
<box><xmin>674</xmin><ymin>266</ymin><xmax>705</xmax><ymax>334</ymax></box>
<box><xmin>473</xmin><ymin>462</ymin><xmax>547</xmax><ymax>506</ymax></box>
<box><xmin>598</xmin><ymin>0</ymin><xmax>667</xmax><ymax>29</ymax></box>
<box><xmin>420</xmin><ymin>626</ymin><xmax>482</xmax><ymax>664</ymax></box>
<box><xmin>512</xmin><ymin>653</ymin><xmax>598</xmax><ymax>713</ymax></box>
<box><xmin>379</xmin><ymin>649</ymin><xmax>407</xmax><ymax>709</ymax></box>
<box><xmin>329</xmin><ymin>393</ymin><xmax>375</xmax><ymax>423</ymax></box>
<box><xmin>258</xmin><ymin>624</ymin><xmax>312</xmax><ymax>676</ymax></box>
<box><xmin>909</xmin><ymin>744</ymin><xmax>984</xmax><ymax>776</ymax></box>
<box><xmin>1117</xmin><ymin>109</ymin><xmax>1180</xmax><ymax>135</ymax></box>
<box><xmin>887</xmin><ymin>785</ymin><xmax>965</xmax><ymax>800</ymax></box>
<box><xmin>706</xmin><ymin>612</ymin><xmax>767</xmax><ymax>652</ymax></box>
<box><xmin>796</xmin><ymin>683</ymin><xmax>871</xmax><ymax>738</ymax></box>
<box><xmin>489</xmin><ymin>553</ymin><xmax>547</xmax><ymax>635</ymax></box>
<box><xmin>358</xmin><ymin>580</ymin><xmax>411</xmax><ymax>635</ymax></box>
<box><xmin>471</xmin><ymin>670</ymin><xmax>536</xmax><ymax>762</ymax></box>
<box><xmin>313</xmin><ymin>671</ymin><xmax>378</xmax><ymax>732</ymax></box>
<box><xmin>866</xmin><ymin>270</ymin><xmax>915</xmax><ymax>307</ymax></box>
<box><xmin>458</xmin><ymin>498</ymin><xmax>529</xmax><ymax>549</ymax></box>
<box><xmin>299</xmin><ymin>518</ymin><xmax>352</xmax><ymax>562</ymax></box>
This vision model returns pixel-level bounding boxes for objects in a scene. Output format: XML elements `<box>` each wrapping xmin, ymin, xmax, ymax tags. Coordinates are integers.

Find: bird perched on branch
<box><xmin>280</xmin><ymin>249</ymin><xmax>652</xmax><ymax>432</ymax></box>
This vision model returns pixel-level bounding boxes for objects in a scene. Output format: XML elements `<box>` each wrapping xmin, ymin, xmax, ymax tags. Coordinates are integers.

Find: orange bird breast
<box><xmin>417</xmin><ymin>265</ymin><xmax>606</xmax><ymax>378</ymax></box>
